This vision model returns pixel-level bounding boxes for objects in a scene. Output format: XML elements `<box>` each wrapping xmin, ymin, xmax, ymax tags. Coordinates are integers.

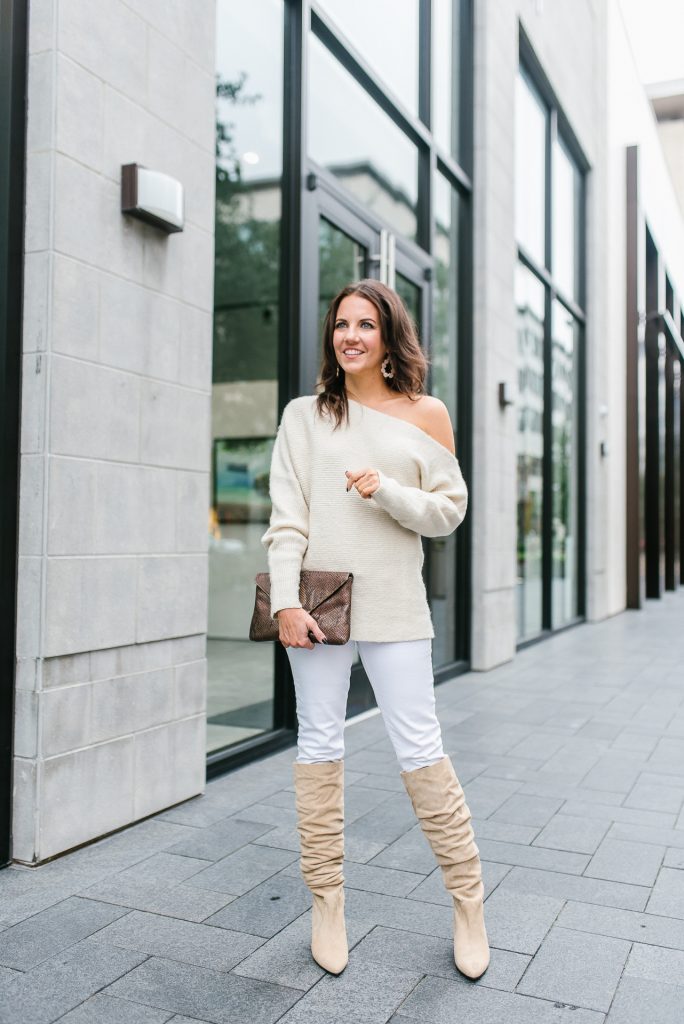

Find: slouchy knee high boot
<box><xmin>292</xmin><ymin>759</ymin><xmax>349</xmax><ymax>975</ymax></box>
<box><xmin>400</xmin><ymin>755</ymin><xmax>490</xmax><ymax>979</ymax></box>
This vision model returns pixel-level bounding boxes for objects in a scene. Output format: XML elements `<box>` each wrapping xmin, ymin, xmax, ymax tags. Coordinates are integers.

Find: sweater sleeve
<box><xmin>260</xmin><ymin>403</ymin><xmax>309</xmax><ymax>617</ymax></box>
<box><xmin>370</xmin><ymin>454</ymin><xmax>468</xmax><ymax>537</ymax></box>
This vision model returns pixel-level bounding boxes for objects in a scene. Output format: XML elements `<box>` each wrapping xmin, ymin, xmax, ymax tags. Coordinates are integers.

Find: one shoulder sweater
<box><xmin>260</xmin><ymin>394</ymin><xmax>469</xmax><ymax>642</ymax></box>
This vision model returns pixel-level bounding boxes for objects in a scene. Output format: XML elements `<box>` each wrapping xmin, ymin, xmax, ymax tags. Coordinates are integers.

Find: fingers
<box><xmin>356</xmin><ymin>472</ymin><xmax>375</xmax><ymax>490</ymax></box>
<box><xmin>276</xmin><ymin>609</ymin><xmax>327</xmax><ymax>649</ymax></box>
<box><xmin>279</xmin><ymin>628</ymin><xmax>320</xmax><ymax>649</ymax></box>
<box><xmin>345</xmin><ymin>468</ymin><xmax>370</xmax><ymax>491</ymax></box>
<box><xmin>346</xmin><ymin>469</ymin><xmax>378</xmax><ymax>497</ymax></box>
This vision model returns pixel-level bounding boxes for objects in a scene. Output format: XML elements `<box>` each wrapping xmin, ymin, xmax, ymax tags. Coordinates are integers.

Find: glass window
<box><xmin>516</xmin><ymin>263</ymin><xmax>546</xmax><ymax>641</ymax></box>
<box><xmin>515</xmin><ymin>54</ymin><xmax>586</xmax><ymax>641</ymax></box>
<box><xmin>308</xmin><ymin>32</ymin><xmax>419</xmax><ymax>241</ymax></box>
<box><xmin>515</xmin><ymin>70</ymin><xmax>547</xmax><ymax>266</ymax></box>
<box><xmin>318</xmin><ymin>216</ymin><xmax>367</xmax><ymax>340</ymax></box>
<box><xmin>432</xmin><ymin>0</ymin><xmax>461</xmax><ymax>158</ymax></box>
<box><xmin>210</xmin><ymin>0</ymin><xmax>284</xmax><ymax>754</ymax></box>
<box><xmin>395</xmin><ymin>272</ymin><xmax>421</xmax><ymax>336</ymax></box>
<box><xmin>552</xmin><ymin>137</ymin><xmax>581</xmax><ymax>302</ymax></box>
<box><xmin>432</xmin><ymin>173</ymin><xmax>459</xmax><ymax>426</ymax></box>
<box><xmin>430</xmin><ymin>174</ymin><xmax>460</xmax><ymax>667</ymax></box>
<box><xmin>314</xmin><ymin>0</ymin><xmax>419</xmax><ymax>115</ymax></box>
<box><xmin>551</xmin><ymin>300</ymin><xmax>580</xmax><ymax>627</ymax></box>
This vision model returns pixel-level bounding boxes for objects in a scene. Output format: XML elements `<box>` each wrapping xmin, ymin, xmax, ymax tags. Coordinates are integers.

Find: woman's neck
<box><xmin>344</xmin><ymin>385</ymin><xmax>399</xmax><ymax>407</ymax></box>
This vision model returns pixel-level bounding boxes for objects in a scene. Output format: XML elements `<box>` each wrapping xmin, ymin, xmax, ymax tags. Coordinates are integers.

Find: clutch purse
<box><xmin>249</xmin><ymin>569</ymin><xmax>354</xmax><ymax>644</ymax></box>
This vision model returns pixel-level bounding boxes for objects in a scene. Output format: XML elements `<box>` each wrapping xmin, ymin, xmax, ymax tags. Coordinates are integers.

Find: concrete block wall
<box><xmin>471</xmin><ymin>0</ymin><xmax>610</xmax><ymax>669</ymax></box>
<box><xmin>15</xmin><ymin>0</ymin><xmax>216</xmax><ymax>862</ymax></box>
<box><xmin>656</xmin><ymin>119</ymin><xmax>684</xmax><ymax>220</ymax></box>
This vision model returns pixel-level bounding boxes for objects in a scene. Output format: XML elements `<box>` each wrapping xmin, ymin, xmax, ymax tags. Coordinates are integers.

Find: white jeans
<box><xmin>286</xmin><ymin>638</ymin><xmax>445</xmax><ymax>772</ymax></box>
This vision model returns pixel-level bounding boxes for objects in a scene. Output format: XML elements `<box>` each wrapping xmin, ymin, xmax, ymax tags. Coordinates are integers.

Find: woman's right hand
<box><xmin>276</xmin><ymin>608</ymin><xmax>327</xmax><ymax>649</ymax></box>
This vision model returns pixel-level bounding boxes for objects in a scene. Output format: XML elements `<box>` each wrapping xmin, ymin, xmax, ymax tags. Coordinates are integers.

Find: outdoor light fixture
<box><xmin>599</xmin><ymin>404</ymin><xmax>609</xmax><ymax>458</ymax></box>
<box><xmin>121</xmin><ymin>163</ymin><xmax>184</xmax><ymax>233</ymax></box>
<box><xmin>498</xmin><ymin>382</ymin><xmax>514</xmax><ymax>409</ymax></box>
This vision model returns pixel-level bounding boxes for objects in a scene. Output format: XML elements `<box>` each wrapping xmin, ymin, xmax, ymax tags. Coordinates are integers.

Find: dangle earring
<box><xmin>336</xmin><ymin>364</ymin><xmax>340</xmax><ymax>379</ymax></box>
<box><xmin>381</xmin><ymin>354</ymin><xmax>394</xmax><ymax>379</ymax></box>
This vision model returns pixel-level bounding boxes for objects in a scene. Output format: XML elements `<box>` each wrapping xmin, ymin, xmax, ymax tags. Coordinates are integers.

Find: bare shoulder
<box><xmin>414</xmin><ymin>396</ymin><xmax>456</xmax><ymax>454</ymax></box>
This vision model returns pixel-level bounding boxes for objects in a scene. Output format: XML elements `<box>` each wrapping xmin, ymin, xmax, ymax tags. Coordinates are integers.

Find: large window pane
<box><xmin>514</xmin><ymin>54</ymin><xmax>586</xmax><ymax>640</ymax></box>
<box><xmin>552</xmin><ymin>138</ymin><xmax>581</xmax><ymax>301</ymax></box>
<box><xmin>395</xmin><ymin>272</ymin><xmax>421</xmax><ymax>333</ymax></box>
<box><xmin>515</xmin><ymin>70</ymin><xmax>547</xmax><ymax>266</ymax></box>
<box><xmin>430</xmin><ymin>174</ymin><xmax>460</xmax><ymax>667</ymax></box>
<box><xmin>210</xmin><ymin>0</ymin><xmax>284</xmax><ymax>753</ymax></box>
<box><xmin>516</xmin><ymin>264</ymin><xmax>545</xmax><ymax>640</ymax></box>
<box><xmin>433</xmin><ymin>174</ymin><xmax>459</xmax><ymax>426</ymax></box>
<box><xmin>432</xmin><ymin>0</ymin><xmax>461</xmax><ymax>158</ymax></box>
<box><xmin>551</xmin><ymin>301</ymin><xmax>580</xmax><ymax>627</ymax></box>
<box><xmin>318</xmin><ymin>216</ymin><xmax>367</xmax><ymax>341</ymax></box>
<box><xmin>315</xmin><ymin>0</ymin><xmax>419</xmax><ymax>115</ymax></box>
<box><xmin>308</xmin><ymin>33</ymin><xmax>419</xmax><ymax>241</ymax></box>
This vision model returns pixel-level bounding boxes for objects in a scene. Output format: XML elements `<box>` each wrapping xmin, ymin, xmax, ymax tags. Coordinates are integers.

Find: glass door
<box><xmin>208</xmin><ymin>0</ymin><xmax>288</xmax><ymax>766</ymax></box>
<box><xmin>303</xmin><ymin>181</ymin><xmax>432</xmax><ymax>382</ymax></box>
<box><xmin>317</xmin><ymin>208</ymin><xmax>377</xmax><ymax>340</ymax></box>
<box><xmin>302</xmin><ymin>179</ymin><xmax>437</xmax><ymax>716</ymax></box>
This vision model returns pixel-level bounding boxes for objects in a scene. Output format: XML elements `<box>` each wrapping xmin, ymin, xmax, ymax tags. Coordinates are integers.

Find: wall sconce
<box><xmin>498</xmin><ymin>382</ymin><xmax>514</xmax><ymax>409</ymax></box>
<box><xmin>121</xmin><ymin>164</ymin><xmax>184</xmax><ymax>233</ymax></box>
<box><xmin>599</xmin><ymin>404</ymin><xmax>609</xmax><ymax>458</ymax></box>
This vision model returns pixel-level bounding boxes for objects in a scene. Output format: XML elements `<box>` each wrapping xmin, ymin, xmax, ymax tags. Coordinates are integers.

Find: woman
<box><xmin>260</xmin><ymin>279</ymin><xmax>489</xmax><ymax>980</ymax></box>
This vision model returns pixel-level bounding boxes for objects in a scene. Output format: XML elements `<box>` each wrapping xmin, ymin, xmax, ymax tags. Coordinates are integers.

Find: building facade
<box><xmin>1</xmin><ymin>0</ymin><xmax>683</xmax><ymax>867</ymax></box>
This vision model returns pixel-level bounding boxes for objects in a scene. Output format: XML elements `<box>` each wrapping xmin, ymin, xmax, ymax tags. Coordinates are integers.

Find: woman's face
<box><xmin>332</xmin><ymin>294</ymin><xmax>385</xmax><ymax>379</ymax></box>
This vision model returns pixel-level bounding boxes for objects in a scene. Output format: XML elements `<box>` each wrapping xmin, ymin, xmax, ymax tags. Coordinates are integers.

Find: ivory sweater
<box><xmin>260</xmin><ymin>394</ymin><xmax>469</xmax><ymax>641</ymax></box>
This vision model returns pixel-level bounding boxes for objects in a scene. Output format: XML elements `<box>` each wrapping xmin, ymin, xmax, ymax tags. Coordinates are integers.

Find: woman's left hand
<box><xmin>345</xmin><ymin>468</ymin><xmax>380</xmax><ymax>498</ymax></box>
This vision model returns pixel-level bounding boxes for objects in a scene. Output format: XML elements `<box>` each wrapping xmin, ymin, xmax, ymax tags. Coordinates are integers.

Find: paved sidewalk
<box><xmin>1</xmin><ymin>592</ymin><xmax>684</xmax><ymax>1024</ymax></box>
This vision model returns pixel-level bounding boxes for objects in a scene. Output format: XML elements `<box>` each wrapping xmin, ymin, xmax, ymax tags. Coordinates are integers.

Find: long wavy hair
<box><xmin>315</xmin><ymin>279</ymin><xmax>430</xmax><ymax>430</ymax></box>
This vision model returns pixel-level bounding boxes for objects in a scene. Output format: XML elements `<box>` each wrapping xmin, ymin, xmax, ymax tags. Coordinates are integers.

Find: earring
<box><xmin>336</xmin><ymin>365</ymin><xmax>340</xmax><ymax>378</ymax></box>
<box><xmin>381</xmin><ymin>355</ymin><xmax>394</xmax><ymax>379</ymax></box>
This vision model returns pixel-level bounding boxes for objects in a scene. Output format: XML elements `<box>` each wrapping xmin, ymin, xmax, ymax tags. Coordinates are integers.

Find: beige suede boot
<box><xmin>293</xmin><ymin>759</ymin><xmax>348</xmax><ymax>975</ymax></box>
<box><xmin>400</xmin><ymin>755</ymin><xmax>490</xmax><ymax>979</ymax></box>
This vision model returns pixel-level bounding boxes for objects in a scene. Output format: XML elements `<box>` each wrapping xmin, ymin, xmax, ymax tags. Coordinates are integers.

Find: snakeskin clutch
<box><xmin>249</xmin><ymin>569</ymin><xmax>354</xmax><ymax>644</ymax></box>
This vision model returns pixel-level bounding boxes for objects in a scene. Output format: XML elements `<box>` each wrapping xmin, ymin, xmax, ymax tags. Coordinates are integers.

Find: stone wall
<box><xmin>14</xmin><ymin>0</ymin><xmax>217</xmax><ymax>862</ymax></box>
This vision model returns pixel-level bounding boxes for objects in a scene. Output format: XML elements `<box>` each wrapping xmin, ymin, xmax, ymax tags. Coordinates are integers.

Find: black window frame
<box><xmin>515</xmin><ymin>26</ymin><xmax>589</xmax><ymax>649</ymax></box>
<box><xmin>299</xmin><ymin>0</ymin><xmax>475</xmax><ymax>683</ymax></box>
<box><xmin>209</xmin><ymin>0</ymin><xmax>475</xmax><ymax>776</ymax></box>
<box><xmin>0</xmin><ymin>0</ymin><xmax>27</xmax><ymax>866</ymax></box>
<box><xmin>639</xmin><ymin>222</ymin><xmax>684</xmax><ymax>603</ymax></box>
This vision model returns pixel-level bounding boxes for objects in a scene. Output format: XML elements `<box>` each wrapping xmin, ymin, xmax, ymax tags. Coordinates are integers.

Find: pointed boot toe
<box><xmin>400</xmin><ymin>758</ymin><xmax>490</xmax><ymax>981</ymax></box>
<box><xmin>311</xmin><ymin>887</ymin><xmax>348</xmax><ymax>974</ymax></box>
<box><xmin>453</xmin><ymin>897</ymin><xmax>490</xmax><ymax>979</ymax></box>
<box><xmin>293</xmin><ymin>760</ymin><xmax>348</xmax><ymax>975</ymax></box>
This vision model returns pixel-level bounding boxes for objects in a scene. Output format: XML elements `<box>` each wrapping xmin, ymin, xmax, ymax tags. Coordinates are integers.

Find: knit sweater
<box><xmin>260</xmin><ymin>394</ymin><xmax>469</xmax><ymax>641</ymax></box>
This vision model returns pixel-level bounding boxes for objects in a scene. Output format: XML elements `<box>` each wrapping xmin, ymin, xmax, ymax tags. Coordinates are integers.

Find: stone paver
<box><xmin>514</xmin><ymin>925</ymin><xmax>631</xmax><ymax>1011</ymax></box>
<box><xmin>1</xmin><ymin>590</ymin><xmax>684</xmax><ymax>1022</ymax></box>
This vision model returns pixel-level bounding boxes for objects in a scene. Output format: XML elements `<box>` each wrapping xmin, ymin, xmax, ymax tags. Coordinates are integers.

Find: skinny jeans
<box><xmin>286</xmin><ymin>638</ymin><xmax>445</xmax><ymax>772</ymax></box>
